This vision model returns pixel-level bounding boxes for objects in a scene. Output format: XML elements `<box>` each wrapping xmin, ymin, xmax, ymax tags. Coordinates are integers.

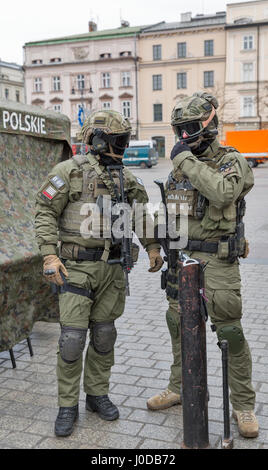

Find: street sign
<box><xmin>78</xmin><ymin>105</ymin><xmax>85</xmax><ymax>127</ymax></box>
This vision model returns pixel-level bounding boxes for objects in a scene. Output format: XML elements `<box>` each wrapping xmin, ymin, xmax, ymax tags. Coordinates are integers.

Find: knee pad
<box><xmin>59</xmin><ymin>326</ymin><xmax>87</xmax><ymax>363</ymax></box>
<box><xmin>166</xmin><ymin>309</ymin><xmax>180</xmax><ymax>339</ymax></box>
<box><xmin>217</xmin><ymin>323</ymin><xmax>245</xmax><ymax>355</ymax></box>
<box><xmin>90</xmin><ymin>321</ymin><xmax>117</xmax><ymax>355</ymax></box>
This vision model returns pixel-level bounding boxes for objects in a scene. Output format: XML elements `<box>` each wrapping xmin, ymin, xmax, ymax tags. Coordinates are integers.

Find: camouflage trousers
<box><xmin>57</xmin><ymin>259</ymin><xmax>126</xmax><ymax>407</ymax></box>
<box><xmin>166</xmin><ymin>251</ymin><xmax>256</xmax><ymax>411</ymax></box>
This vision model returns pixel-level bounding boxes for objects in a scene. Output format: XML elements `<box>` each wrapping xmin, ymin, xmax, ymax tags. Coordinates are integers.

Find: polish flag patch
<box><xmin>42</xmin><ymin>185</ymin><xmax>57</xmax><ymax>200</ymax></box>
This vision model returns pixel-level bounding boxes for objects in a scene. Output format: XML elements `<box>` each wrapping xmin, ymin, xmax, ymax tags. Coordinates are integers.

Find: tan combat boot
<box><xmin>232</xmin><ymin>410</ymin><xmax>259</xmax><ymax>438</ymax></box>
<box><xmin>147</xmin><ymin>389</ymin><xmax>181</xmax><ymax>411</ymax></box>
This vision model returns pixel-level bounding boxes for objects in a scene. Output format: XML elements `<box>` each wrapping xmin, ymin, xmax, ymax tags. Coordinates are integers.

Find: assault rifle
<box><xmin>106</xmin><ymin>165</ymin><xmax>133</xmax><ymax>296</ymax></box>
<box><xmin>154</xmin><ymin>179</ymin><xmax>177</xmax><ymax>289</ymax></box>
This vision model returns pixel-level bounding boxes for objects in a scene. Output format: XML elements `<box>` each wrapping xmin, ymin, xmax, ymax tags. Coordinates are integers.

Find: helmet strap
<box><xmin>103</xmin><ymin>143</ymin><xmax>124</xmax><ymax>160</ymax></box>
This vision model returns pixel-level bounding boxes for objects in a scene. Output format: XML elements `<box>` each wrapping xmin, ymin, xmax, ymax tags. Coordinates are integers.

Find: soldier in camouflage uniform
<box><xmin>35</xmin><ymin>110</ymin><xmax>163</xmax><ymax>437</ymax></box>
<box><xmin>147</xmin><ymin>92</ymin><xmax>259</xmax><ymax>438</ymax></box>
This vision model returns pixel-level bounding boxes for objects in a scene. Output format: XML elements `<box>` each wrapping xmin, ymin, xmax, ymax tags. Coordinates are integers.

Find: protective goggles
<box><xmin>109</xmin><ymin>132</ymin><xmax>131</xmax><ymax>151</ymax></box>
<box><xmin>173</xmin><ymin>121</ymin><xmax>203</xmax><ymax>140</ymax></box>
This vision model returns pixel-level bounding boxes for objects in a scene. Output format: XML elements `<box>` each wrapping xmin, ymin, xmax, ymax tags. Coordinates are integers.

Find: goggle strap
<box><xmin>202</xmin><ymin>107</ymin><xmax>216</xmax><ymax>128</ymax></box>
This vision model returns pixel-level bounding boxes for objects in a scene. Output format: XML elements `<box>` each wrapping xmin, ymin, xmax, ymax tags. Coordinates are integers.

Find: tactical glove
<box><xmin>148</xmin><ymin>249</ymin><xmax>164</xmax><ymax>273</ymax></box>
<box><xmin>170</xmin><ymin>141</ymin><xmax>191</xmax><ymax>160</ymax></box>
<box><xmin>43</xmin><ymin>255</ymin><xmax>69</xmax><ymax>286</ymax></box>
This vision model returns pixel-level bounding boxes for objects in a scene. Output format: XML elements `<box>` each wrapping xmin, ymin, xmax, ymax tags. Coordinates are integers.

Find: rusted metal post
<box><xmin>178</xmin><ymin>255</ymin><xmax>209</xmax><ymax>449</ymax></box>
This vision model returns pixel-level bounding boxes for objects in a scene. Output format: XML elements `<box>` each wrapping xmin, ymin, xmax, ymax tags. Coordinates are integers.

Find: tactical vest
<box><xmin>166</xmin><ymin>146</ymin><xmax>239</xmax><ymax>232</ymax></box>
<box><xmin>59</xmin><ymin>153</ymin><xmax>122</xmax><ymax>240</ymax></box>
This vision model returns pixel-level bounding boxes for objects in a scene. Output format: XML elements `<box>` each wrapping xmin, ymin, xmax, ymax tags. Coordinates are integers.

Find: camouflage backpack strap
<box><xmin>72</xmin><ymin>154</ymin><xmax>91</xmax><ymax>167</ymax></box>
<box><xmin>86</xmin><ymin>153</ymin><xmax>118</xmax><ymax>200</ymax></box>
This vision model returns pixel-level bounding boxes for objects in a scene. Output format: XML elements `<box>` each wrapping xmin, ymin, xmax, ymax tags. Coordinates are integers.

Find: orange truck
<box><xmin>221</xmin><ymin>129</ymin><xmax>268</xmax><ymax>168</ymax></box>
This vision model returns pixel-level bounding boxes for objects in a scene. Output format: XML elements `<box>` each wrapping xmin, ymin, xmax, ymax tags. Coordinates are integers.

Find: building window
<box><xmin>34</xmin><ymin>77</ymin><xmax>42</xmax><ymax>92</ymax></box>
<box><xmin>32</xmin><ymin>59</ymin><xmax>43</xmax><ymax>64</ymax></box>
<box><xmin>53</xmin><ymin>76</ymin><xmax>61</xmax><ymax>91</ymax></box>
<box><xmin>177</xmin><ymin>42</ymin><xmax>186</xmax><ymax>58</ymax></box>
<box><xmin>152</xmin><ymin>136</ymin><xmax>165</xmax><ymax>158</ymax></box>
<box><xmin>122</xmin><ymin>101</ymin><xmax>131</xmax><ymax>118</ymax></box>
<box><xmin>204</xmin><ymin>71</ymin><xmax>214</xmax><ymax>87</ymax></box>
<box><xmin>204</xmin><ymin>40</ymin><xmax>214</xmax><ymax>56</ymax></box>
<box><xmin>102</xmin><ymin>72</ymin><xmax>111</xmax><ymax>88</ymax></box>
<box><xmin>100</xmin><ymin>53</ymin><xmax>112</xmax><ymax>59</ymax></box>
<box><xmin>103</xmin><ymin>101</ymin><xmax>111</xmax><ymax>109</ymax></box>
<box><xmin>119</xmin><ymin>51</ymin><xmax>132</xmax><ymax>57</ymax></box>
<box><xmin>153</xmin><ymin>74</ymin><xmax>162</xmax><ymax>90</ymax></box>
<box><xmin>242</xmin><ymin>96</ymin><xmax>255</xmax><ymax>117</ymax></box>
<box><xmin>53</xmin><ymin>104</ymin><xmax>62</xmax><ymax>113</ymax></box>
<box><xmin>122</xmin><ymin>71</ymin><xmax>131</xmax><ymax>87</ymax></box>
<box><xmin>4</xmin><ymin>88</ymin><xmax>9</xmax><ymax>100</ymax></box>
<box><xmin>77</xmin><ymin>74</ymin><xmax>85</xmax><ymax>90</ymax></box>
<box><xmin>177</xmin><ymin>72</ymin><xmax>187</xmax><ymax>89</ymax></box>
<box><xmin>242</xmin><ymin>63</ymin><xmax>253</xmax><ymax>82</ymax></box>
<box><xmin>243</xmin><ymin>35</ymin><xmax>254</xmax><ymax>50</ymax></box>
<box><xmin>153</xmin><ymin>44</ymin><xmax>162</xmax><ymax>60</ymax></box>
<box><xmin>153</xmin><ymin>104</ymin><xmax>162</xmax><ymax>121</ymax></box>
<box><xmin>50</xmin><ymin>57</ymin><xmax>61</xmax><ymax>63</ymax></box>
<box><xmin>16</xmin><ymin>90</ymin><xmax>20</xmax><ymax>102</ymax></box>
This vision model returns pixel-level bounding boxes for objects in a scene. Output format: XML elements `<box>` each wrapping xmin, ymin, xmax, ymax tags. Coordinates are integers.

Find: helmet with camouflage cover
<box><xmin>81</xmin><ymin>109</ymin><xmax>132</xmax><ymax>158</ymax></box>
<box><xmin>171</xmin><ymin>92</ymin><xmax>219</xmax><ymax>145</ymax></box>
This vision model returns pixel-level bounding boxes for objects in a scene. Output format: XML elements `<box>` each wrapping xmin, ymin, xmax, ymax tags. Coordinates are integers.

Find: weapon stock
<box><xmin>107</xmin><ymin>165</ymin><xmax>133</xmax><ymax>296</ymax></box>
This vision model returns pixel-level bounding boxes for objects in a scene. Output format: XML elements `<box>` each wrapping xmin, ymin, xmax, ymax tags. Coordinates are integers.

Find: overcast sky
<box><xmin>1</xmin><ymin>0</ymin><xmax>253</xmax><ymax>64</ymax></box>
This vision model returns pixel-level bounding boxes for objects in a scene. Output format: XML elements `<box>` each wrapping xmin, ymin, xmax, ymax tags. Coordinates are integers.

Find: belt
<box><xmin>61</xmin><ymin>244</ymin><xmax>121</xmax><ymax>261</ymax></box>
<box><xmin>185</xmin><ymin>240</ymin><xmax>218</xmax><ymax>253</ymax></box>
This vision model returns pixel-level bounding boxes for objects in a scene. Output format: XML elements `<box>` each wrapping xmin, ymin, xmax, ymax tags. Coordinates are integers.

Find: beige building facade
<box><xmin>23</xmin><ymin>22</ymin><xmax>143</xmax><ymax>140</ymax></box>
<box><xmin>224</xmin><ymin>0</ymin><xmax>268</xmax><ymax>133</ymax></box>
<box><xmin>138</xmin><ymin>12</ymin><xmax>226</xmax><ymax>157</ymax></box>
<box><xmin>0</xmin><ymin>61</ymin><xmax>25</xmax><ymax>104</ymax></box>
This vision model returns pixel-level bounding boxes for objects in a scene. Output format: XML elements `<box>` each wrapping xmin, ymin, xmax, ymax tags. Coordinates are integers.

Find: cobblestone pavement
<box><xmin>0</xmin><ymin>159</ymin><xmax>268</xmax><ymax>450</ymax></box>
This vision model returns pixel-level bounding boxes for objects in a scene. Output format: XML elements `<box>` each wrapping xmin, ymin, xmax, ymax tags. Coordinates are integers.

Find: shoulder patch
<box><xmin>136</xmin><ymin>177</ymin><xmax>144</xmax><ymax>186</ymax></box>
<box><xmin>218</xmin><ymin>161</ymin><xmax>235</xmax><ymax>175</ymax></box>
<box><xmin>41</xmin><ymin>185</ymin><xmax>57</xmax><ymax>201</ymax></box>
<box><xmin>50</xmin><ymin>175</ymin><xmax>65</xmax><ymax>189</ymax></box>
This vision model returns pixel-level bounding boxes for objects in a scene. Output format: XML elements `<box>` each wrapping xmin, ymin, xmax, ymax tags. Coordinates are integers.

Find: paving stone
<box><xmin>2</xmin><ymin>402</ymin><xmax>43</xmax><ymax>419</ymax></box>
<box><xmin>36</xmin><ymin>437</ymin><xmax>86</xmax><ymax>449</ymax></box>
<box><xmin>0</xmin><ymin>415</ymin><xmax>34</xmax><ymax>432</ymax></box>
<box><xmin>0</xmin><ymin>432</ymin><xmax>42</xmax><ymax>449</ymax></box>
<box><xmin>139</xmin><ymin>438</ymin><xmax>182</xmax><ymax>449</ymax></box>
<box><xmin>138</xmin><ymin>423</ymin><xmax>181</xmax><ymax>443</ymax></box>
<box><xmin>110</xmin><ymin>373</ymin><xmax>139</xmax><ymax>385</ymax></box>
<box><xmin>111</xmin><ymin>384</ymin><xmax>145</xmax><ymax>397</ymax></box>
<box><xmin>88</xmin><ymin>431</ymin><xmax>142</xmax><ymax>449</ymax></box>
<box><xmin>128</xmin><ymin>409</ymin><xmax>167</xmax><ymax>426</ymax></box>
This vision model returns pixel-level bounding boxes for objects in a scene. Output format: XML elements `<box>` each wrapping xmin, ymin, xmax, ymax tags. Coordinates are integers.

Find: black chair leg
<box><xmin>9</xmin><ymin>349</ymin><xmax>16</xmax><ymax>369</ymax></box>
<box><xmin>27</xmin><ymin>337</ymin><xmax>34</xmax><ymax>357</ymax></box>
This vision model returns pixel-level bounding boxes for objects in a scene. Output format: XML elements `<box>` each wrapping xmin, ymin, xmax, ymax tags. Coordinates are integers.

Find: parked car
<box><xmin>123</xmin><ymin>140</ymin><xmax>159</xmax><ymax>168</ymax></box>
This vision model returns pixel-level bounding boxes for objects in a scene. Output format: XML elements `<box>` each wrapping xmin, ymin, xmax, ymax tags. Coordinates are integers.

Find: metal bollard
<box><xmin>178</xmin><ymin>255</ymin><xmax>209</xmax><ymax>449</ymax></box>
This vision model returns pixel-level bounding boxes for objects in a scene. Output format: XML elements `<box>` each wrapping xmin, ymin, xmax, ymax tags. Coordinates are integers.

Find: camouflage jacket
<box><xmin>35</xmin><ymin>152</ymin><xmax>159</xmax><ymax>256</ymax></box>
<box><xmin>168</xmin><ymin>139</ymin><xmax>254</xmax><ymax>241</ymax></box>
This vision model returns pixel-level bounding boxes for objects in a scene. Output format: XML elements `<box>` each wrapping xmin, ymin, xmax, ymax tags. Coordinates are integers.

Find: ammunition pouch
<box><xmin>217</xmin><ymin>231</ymin><xmax>247</xmax><ymax>263</ymax></box>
